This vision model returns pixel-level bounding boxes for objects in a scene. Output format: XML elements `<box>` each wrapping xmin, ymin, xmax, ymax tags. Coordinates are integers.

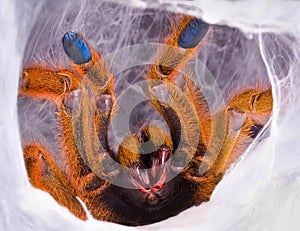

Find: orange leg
<box><xmin>19</xmin><ymin>68</ymin><xmax>82</xmax><ymax>101</ymax></box>
<box><xmin>24</xmin><ymin>144</ymin><xmax>87</xmax><ymax>220</ymax></box>
<box><xmin>189</xmin><ymin>88</ymin><xmax>273</xmax><ymax>204</ymax></box>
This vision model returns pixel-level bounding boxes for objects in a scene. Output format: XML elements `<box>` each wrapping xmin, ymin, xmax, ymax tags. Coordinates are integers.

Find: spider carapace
<box><xmin>19</xmin><ymin>15</ymin><xmax>273</xmax><ymax>226</ymax></box>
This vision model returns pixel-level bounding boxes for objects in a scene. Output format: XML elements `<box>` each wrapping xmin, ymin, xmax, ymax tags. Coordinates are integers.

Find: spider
<box><xmin>18</xmin><ymin>14</ymin><xmax>273</xmax><ymax>226</ymax></box>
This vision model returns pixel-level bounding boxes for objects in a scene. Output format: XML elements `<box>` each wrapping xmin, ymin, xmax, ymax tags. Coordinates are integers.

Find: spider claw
<box><xmin>170</xmin><ymin>148</ymin><xmax>190</xmax><ymax>173</ymax></box>
<box><xmin>62</xmin><ymin>31</ymin><xmax>92</xmax><ymax>64</ymax></box>
<box><xmin>62</xmin><ymin>89</ymin><xmax>81</xmax><ymax>114</ymax></box>
<box><xmin>157</xmin><ymin>64</ymin><xmax>173</xmax><ymax>77</ymax></box>
<box><xmin>227</xmin><ymin>108</ymin><xmax>246</xmax><ymax>135</ymax></box>
<box><xmin>96</xmin><ymin>94</ymin><xmax>112</xmax><ymax>113</ymax></box>
<box><xmin>152</xmin><ymin>84</ymin><xmax>170</xmax><ymax>104</ymax></box>
<box><xmin>174</xmin><ymin>72</ymin><xmax>185</xmax><ymax>89</ymax></box>
<box><xmin>178</xmin><ymin>18</ymin><xmax>209</xmax><ymax>49</ymax></box>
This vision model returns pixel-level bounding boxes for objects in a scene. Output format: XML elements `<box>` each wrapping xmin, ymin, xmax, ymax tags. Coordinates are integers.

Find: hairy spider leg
<box><xmin>19</xmin><ymin>67</ymin><xmax>115</xmax><ymax>220</ymax></box>
<box><xmin>213</xmin><ymin>88</ymin><xmax>273</xmax><ymax>173</ymax></box>
<box><xmin>58</xmin><ymin>31</ymin><xmax>120</xmax><ymax>221</ymax></box>
<box><xmin>23</xmin><ymin>144</ymin><xmax>88</xmax><ymax>219</ymax></box>
<box><xmin>188</xmin><ymin>87</ymin><xmax>273</xmax><ymax>204</ymax></box>
<box><xmin>20</xmin><ymin>68</ymin><xmax>82</xmax><ymax>100</ymax></box>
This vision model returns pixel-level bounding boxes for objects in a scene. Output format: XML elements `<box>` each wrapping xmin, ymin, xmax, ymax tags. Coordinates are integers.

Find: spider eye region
<box><xmin>62</xmin><ymin>31</ymin><xmax>92</xmax><ymax>64</ymax></box>
<box><xmin>178</xmin><ymin>18</ymin><xmax>209</xmax><ymax>49</ymax></box>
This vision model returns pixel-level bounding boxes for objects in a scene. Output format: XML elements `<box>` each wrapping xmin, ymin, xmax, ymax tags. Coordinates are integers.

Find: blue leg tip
<box><xmin>62</xmin><ymin>31</ymin><xmax>92</xmax><ymax>65</ymax></box>
<box><xmin>178</xmin><ymin>18</ymin><xmax>209</xmax><ymax>49</ymax></box>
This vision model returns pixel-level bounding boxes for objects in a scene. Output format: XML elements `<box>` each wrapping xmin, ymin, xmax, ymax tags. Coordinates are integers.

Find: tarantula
<box><xmin>19</xmin><ymin>14</ymin><xmax>273</xmax><ymax>226</ymax></box>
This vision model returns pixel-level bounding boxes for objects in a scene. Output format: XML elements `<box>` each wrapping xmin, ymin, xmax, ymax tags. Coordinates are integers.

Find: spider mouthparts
<box><xmin>130</xmin><ymin>148</ymin><xmax>170</xmax><ymax>194</ymax></box>
<box><xmin>62</xmin><ymin>31</ymin><xmax>92</xmax><ymax>65</ymax></box>
<box><xmin>130</xmin><ymin>166</ymin><xmax>166</xmax><ymax>195</ymax></box>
